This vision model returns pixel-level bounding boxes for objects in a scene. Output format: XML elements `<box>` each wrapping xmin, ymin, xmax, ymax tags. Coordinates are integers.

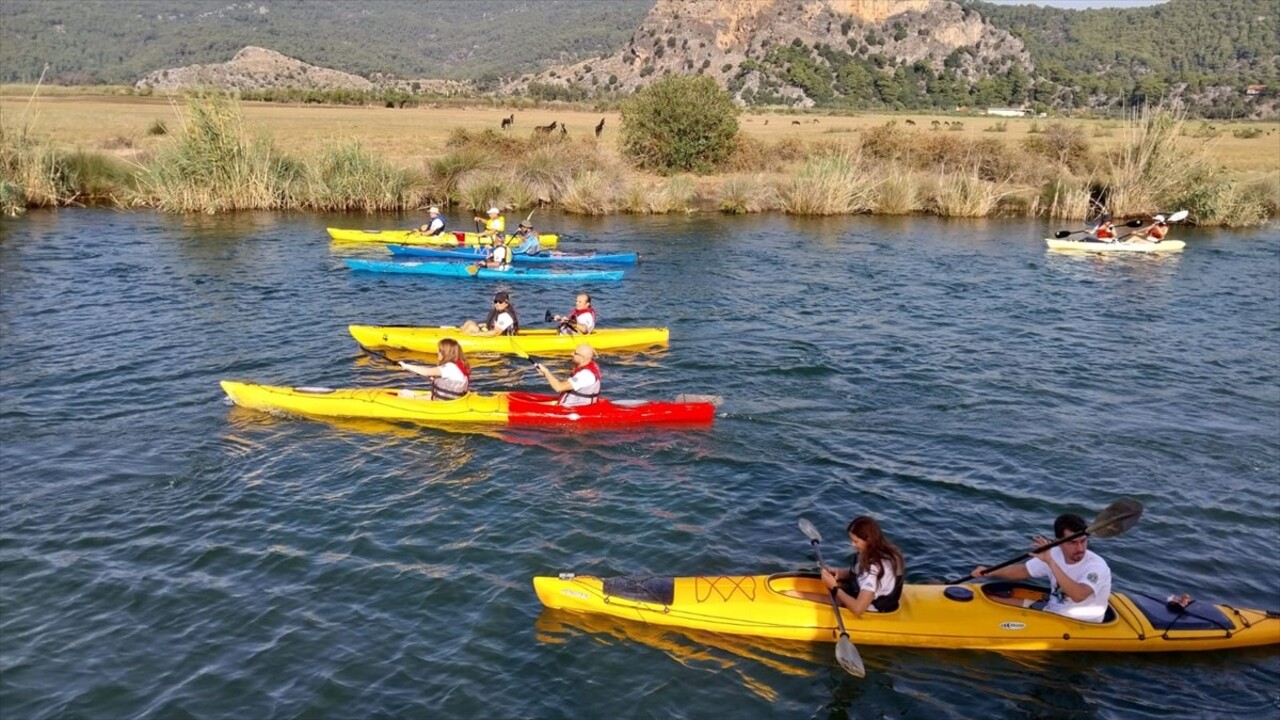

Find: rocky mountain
<box><xmin>504</xmin><ymin>0</ymin><xmax>1031</xmax><ymax>107</ymax></box>
<box><xmin>135</xmin><ymin>47</ymin><xmax>374</xmax><ymax>92</ymax></box>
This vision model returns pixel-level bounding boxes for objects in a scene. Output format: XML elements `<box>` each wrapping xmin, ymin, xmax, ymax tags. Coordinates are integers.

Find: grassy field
<box><xmin>3</xmin><ymin>92</ymin><xmax>1277</xmax><ymax>178</ymax></box>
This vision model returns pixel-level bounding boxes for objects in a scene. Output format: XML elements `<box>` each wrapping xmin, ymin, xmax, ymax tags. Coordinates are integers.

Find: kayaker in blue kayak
<box><xmin>511</xmin><ymin>222</ymin><xmax>543</xmax><ymax>255</ymax></box>
<box><xmin>552</xmin><ymin>292</ymin><xmax>597</xmax><ymax>335</ymax></box>
<box><xmin>973</xmin><ymin>513</ymin><xmax>1113</xmax><ymax>623</ymax></box>
<box><xmin>461</xmin><ymin>291</ymin><xmax>520</xmax><ymax>336</ymax></box>
<box><xmin>397</xmin><ymin>338</ymin><xmax>470</xmax><ymax>400</ymax></box>
<box><xmin>820</xmin><ymin>516</ymin><xmax>905</xmax><ymax>617</ymax></box>
<box><xmin>482</xmin><ymin>242</ymin><xmax>512</xmax><ymax>270</ymax></box>
<box><xmin>416</xmin><ymin>206</ymin><xmax>447</xmax><ymax>236</ymax></box>
<box><xmin>534</xmin><ymin>343</ymin><xmax>601</xmax><ymax>407</ymax></box>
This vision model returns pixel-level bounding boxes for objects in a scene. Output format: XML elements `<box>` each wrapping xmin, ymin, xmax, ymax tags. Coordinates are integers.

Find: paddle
<box><xmin>797</xmin><ymin>518</ymin><xmax>866</xmax><ymax>678</ymax></box>
<box><xmin>1053</xmin><ymin>218</ymin><xmax>1143</xmax><ymax>239</ymax></box>
<box><xmin>508</xmin><ymin>337</ymin><xmax>540</xmax><ymax>367</ymax></box>
<box><xmin>948</xmin><ymin>498</ymin><xmax>1144</xmax><ymax>584</ymax></box>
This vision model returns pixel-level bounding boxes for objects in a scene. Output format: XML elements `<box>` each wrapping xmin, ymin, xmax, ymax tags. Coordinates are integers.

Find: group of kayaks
<box><xmin>222</xmin><ymin>226</ymin><xmax>714</xmax><ymax>428</ymax></box>
<box><xmin>222</xmin><ymin>217</ymin><xmax>1275</xmax><ymax>681</ymax></box>
<box><xmin>330</xmin><ymin>226</ymin><xmax>636</xmax><ymax>282</ymax></box>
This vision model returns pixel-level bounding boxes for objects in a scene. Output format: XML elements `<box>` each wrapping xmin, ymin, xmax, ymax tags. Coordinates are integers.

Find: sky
<box><xmin>984</xmin><ymin>1</ymin><xmax>1167</xmax><ymax>8</ymax></box>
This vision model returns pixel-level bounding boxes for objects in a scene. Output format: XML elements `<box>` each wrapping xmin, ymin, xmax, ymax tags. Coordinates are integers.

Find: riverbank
<box><xmin>2</xmin><ymin>93</ymin><xmax>1277</xmax><ymax>225</ymax></box>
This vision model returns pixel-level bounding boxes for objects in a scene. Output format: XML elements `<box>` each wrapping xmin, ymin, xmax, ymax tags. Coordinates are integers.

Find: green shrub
<box><xmin>619</xmin><ymin>75</ymin><xmax>740</xmax><ymax>174</ymax></box>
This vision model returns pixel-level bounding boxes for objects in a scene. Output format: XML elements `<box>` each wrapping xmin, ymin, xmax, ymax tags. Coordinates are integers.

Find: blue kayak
<box><xmin>386</xmin><ymin>244</ymin><xmax>639</xmax><ymax>265</ymax></box>
<box><xmin>344</xmin><ymin>258</ymin><xmax>624</xmax><ymax>282</ymax></box>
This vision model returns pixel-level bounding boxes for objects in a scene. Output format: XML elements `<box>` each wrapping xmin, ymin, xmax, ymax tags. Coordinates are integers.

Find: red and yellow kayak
<box><xmin>534</xmin><ymin>571</ymin><xmax>1279</xmax><ymax>653</ymax></box>
<box><xmin>220</xmin><ymin>382</ymin><xmax>716</xmax><ymax>427</ymax></box>
<box><xmin>328</xmin><ymin>227</ymin><xmax>559</xmax><ymax>249</ymax></box>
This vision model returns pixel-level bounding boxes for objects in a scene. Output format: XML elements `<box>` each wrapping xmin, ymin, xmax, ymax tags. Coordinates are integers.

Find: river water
<box><xmin>1</xmin><ymin>209</ymin><xmax>1277</xmax><ymax>719</ymax></box>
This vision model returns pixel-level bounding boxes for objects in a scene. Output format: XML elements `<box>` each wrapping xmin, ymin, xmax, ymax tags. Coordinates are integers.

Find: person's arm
<box><xmin>398</xmin><ymin>361</ymin><xmax>441</xmax><ymax>378</ymax></box>
<box><xmin>820</xmin><ymin>566</ymin><xmax>874</xmax><ymax>617</ymax></box>
<box><xmin>1035</xmin><ymin>550</ymin><xmax>1097</xmax><ymax>603</ymax></box>
<box><xmin>535</xmin><ymin>363</ymin><xmax>573</xmax><ymax>393</ymax></box>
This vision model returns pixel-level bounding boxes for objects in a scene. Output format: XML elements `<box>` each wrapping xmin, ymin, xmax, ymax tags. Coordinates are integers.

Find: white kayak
<box><xmin>1045</xmin><ymin>238</ymin><xmax>1185</xmax><ymax>253</ymax></box>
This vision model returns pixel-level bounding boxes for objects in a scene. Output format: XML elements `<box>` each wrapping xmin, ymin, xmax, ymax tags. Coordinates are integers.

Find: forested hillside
<box><xmin>968</xmin><ymin>0</ymin><xmax>1280</xmax><ymax>117</ymax></box>
<box><xmin>0</xmin><ymin>0</ymin><xmax>653</xmax><ymax>85</ymax></box>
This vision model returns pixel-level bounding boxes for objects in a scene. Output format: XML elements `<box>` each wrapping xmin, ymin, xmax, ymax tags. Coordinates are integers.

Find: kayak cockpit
<box><xmin>976</xmin><ymin>580</ymin><xmax>1119</xmax><ymax>624</ymax></box>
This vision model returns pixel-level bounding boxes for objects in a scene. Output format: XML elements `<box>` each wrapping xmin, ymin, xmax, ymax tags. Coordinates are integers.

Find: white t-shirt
<box><xmin>1025</xmin><ymin>547</ymin><xmax>1111</xmax><ymax>622</ymax></box>
<box><xmin>561</xmin><ymin>366</ymin><xmax>601</xmax><ymax>407</ymax></box>
<box><xmin>489</xmin><ymin>245</ymin><xmax>511</xmax><ymax>266</ymax></box>
<box><xmin>491</xmin><ymin>310</ymin><xmax>515</xmax><ymax>334</ymax></box>
<box><xmin>855</xmin><ymin>559</ymin><xmax>899</xmax><ymax>612</ymax></box>
<box><xmin>432</xmin><ymin>361</ymin><xmax>468</xmax><ymax>398</ymax></box>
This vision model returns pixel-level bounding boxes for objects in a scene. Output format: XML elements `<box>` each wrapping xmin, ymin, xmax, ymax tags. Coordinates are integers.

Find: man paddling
<box><xmin>534</xmin><ymin>344</ymin><xmax>601</xmax><ymax>407</ymax></box>
<box><xmin>973</xmin><ymin>513</ymin><xmax>1113</xmax><ymax>623</ymax></box>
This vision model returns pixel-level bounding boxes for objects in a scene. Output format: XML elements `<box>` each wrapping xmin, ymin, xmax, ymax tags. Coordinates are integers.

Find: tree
<box><xmin>618</xmin><ymin>75</ymin><xmax>740</xmax><ymax>174</ymax></box>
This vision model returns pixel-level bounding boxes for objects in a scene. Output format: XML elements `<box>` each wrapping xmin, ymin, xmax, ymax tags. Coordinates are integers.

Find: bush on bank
<box><xmin>1</xmin><ymin>94</ymin><xmax>1274</xmax><ymax>227</ymax></box>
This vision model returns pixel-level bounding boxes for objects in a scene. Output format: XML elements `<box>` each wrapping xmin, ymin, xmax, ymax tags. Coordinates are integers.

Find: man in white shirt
<box><xmin>973</xmin><ymin>513</ymin><xmax>1112</xmax><ymax>623</ymax></box>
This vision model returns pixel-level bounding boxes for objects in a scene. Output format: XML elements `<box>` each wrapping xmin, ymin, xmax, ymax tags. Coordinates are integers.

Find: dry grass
<box><xmin>3</xmin><ymin>90</ymin><xmax>1277</xmax><ymax>222</ymax></box>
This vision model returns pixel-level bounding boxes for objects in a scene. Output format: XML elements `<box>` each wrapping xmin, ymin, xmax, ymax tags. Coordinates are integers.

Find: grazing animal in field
<box><xmin>560</xmin><ymin>122</ymin><xmax>568</xmax><ymax>137</ymax></box>
<box><xmin>931</xmin><ymin>120</ymin><xmax>941</xmax><ymax>129</ymax></box>
<box><xmin>501</xmin><ymin>114</ymin><xmax>514</xmax><ymax>130</ymax></box>
<box><xmin>595</xmin><ymin>117</ymin><xmax>605</xmax><ymax>138</ymax></box>
<box><xmin>764</xmin><ymin>119</ymin><xmax>768</xmax><ymax>126</ymax></box>
<box><xmin>905</xmin><ymin>119</ymin><xmax>916</xmax><ymax>126</ymax></box>
<box><xmin>534</xmin><ymin>121</ymin><xmax>557</xmax><ymax>135</ymax></box>
<box><xmin>791</xmin><ymin>120</ymin><xmax>801</xmax><ymax>125</ymax></box>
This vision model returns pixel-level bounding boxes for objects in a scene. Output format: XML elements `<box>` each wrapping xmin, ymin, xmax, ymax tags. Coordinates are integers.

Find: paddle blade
<box><xmin>545</xmin><ymin>309</ymin><xmax>554</xmax><ymax>323</ymax></box>
<box><xmin>835</xmin><ymin>636</ymin><xmax>866</xmax><ymax>678</ymax></box>
<box><xmin>798</xmin><ymin>518</ymin><xmax>822</xmax><ymax>544</ymax></box>
<box><xmin>466</xmin><ymin>264</ymin><xmax>479</xmax><ymax>276</ymax></box>
<box><xmin>1053</xmin><ymin>230</ymin><xmax>1074</xmax><ymax>239</ymax></box>
<box><xmin>675</xmin><ymin>393</ymin><xmax>724</xmax><ymax>406</ymax></box>
<box><xmin>1167</xmin><ymin>209</ymin><xmax>1189</xmax><ymax>223</ymax></box>
<box><xmin>1088</xmin><ymin>499</ymin><xmax>1143</xmax><ymax>538</ymax></box>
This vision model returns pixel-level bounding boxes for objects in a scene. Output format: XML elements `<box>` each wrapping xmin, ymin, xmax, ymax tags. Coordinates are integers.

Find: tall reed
<box><xmin>301</xmin><ymin>141</ymin><xmax>418</xmax><ymax>212</ymax></box>
<box><xmin>931</xmin><ymin>167</ymin><xmax>1012</xmax><ymax>217</ymax></box>
<box><xmin>560</xmin><ymin>170</ymin><xmax>621</xmax><ymax>215</ymax></box>
<box><xmin>781</xmin><ymin>150</ymin><xmax>876</xmax><ymax>215</ymax></box>
<box><xmin>718</xmin><ymin>174</ymin><xmax>778</xmax><ymax>214</ymax></box>
<box><xmin>132</xmin><ymin>94</ymin><xmax>300</xmax><ymax>212</ymax></box>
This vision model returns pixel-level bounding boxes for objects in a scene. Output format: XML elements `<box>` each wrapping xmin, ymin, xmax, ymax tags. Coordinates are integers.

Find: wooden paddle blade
<box><xmin>1089</xmin><ymin>499</ymin><xmax>1143</xmax><ymax>538</ymax></box>
<box><xmin>798</xmin><ymin>518</ymin><xmax>822</xmax><ymax>544</ymax></box>
<box><xmin>835</xmin><ymin>636</ymin><xmax>866</xmax><ymax>678</ymax></box>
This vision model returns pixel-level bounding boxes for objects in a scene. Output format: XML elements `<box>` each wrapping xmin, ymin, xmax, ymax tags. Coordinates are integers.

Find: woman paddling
<box><xmin>820</xmin><ymin>515</ymin><xmax>905</xmax><ymax>617</ymax></box>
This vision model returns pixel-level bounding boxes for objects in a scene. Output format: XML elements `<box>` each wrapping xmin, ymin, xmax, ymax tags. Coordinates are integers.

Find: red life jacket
<box><xmin>561</xmin><ymin>307</ymin><xmax>597</xmax><ymax>335</ymax></box>
<box><xmin>560</xmin><ymin>360</ymin><xmax>601</xmax><ymax>406</ymax></box>
<box><xmin>431</xmin><ymin>360</ymin><xmax>470</xmax><ymax>401</ymax></box>
<box><xmin>1147</xmin><ymin>223</ymin><xmax>1168</xmax><ymax>240</ymax></box>
<box><xmin>1095</xmin><ymin>223</ymin><xmax>1115</xmax><ymax>239</ymax></box>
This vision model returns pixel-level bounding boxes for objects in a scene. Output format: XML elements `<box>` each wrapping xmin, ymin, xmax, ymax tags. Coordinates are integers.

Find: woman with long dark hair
<box><xmin>820</xmin><ymin>515</ymin><xmax>906</xmax><ymax>616</ymax></box>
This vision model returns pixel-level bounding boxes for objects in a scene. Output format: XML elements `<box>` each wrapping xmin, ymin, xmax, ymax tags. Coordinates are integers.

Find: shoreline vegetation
<box><xmin>2</xmin><ymin>91</ymin><xmax>1277</xmax><ymax>226</ymax></box>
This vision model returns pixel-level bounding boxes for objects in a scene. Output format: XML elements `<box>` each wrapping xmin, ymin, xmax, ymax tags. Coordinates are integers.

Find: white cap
<box><xmin>487</xmin><ymin>207</ymin><xmax>500</xmax><ymax>215</ymax></box>
<box><xmin>1153</xmin><ymin>214</ymin><xmax>1165</xmax><ymax>223</ymax></box>
<box><xmin>428</xmin><ymin>206</ymin><xmax>439</xmax><ymax>213</ymax></box>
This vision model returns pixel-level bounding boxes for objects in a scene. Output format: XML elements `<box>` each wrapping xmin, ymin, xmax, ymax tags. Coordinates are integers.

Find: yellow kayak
<box><xmin>534</xmin><ymin>572</ymin><xmax>1280</xmax><ymax>653</ymax></box>
<box><xmin>348</xmin><ymin>325</ymin><xmax>670</xmax><ymax>356</ymax></box>
<box><xmin>1045</xmin><ymin>238</ymin><xmax>1185</xmax><ymax>253</ymax></box>
<box><xmin>327</xmin><ymin>227</ymin><xmax>559</xmax><ymax>249</ymax></box>
<box><xmin>221</xmin><ymin>381</ymin><xmax>509</xmax><ymax>423</ymax></box>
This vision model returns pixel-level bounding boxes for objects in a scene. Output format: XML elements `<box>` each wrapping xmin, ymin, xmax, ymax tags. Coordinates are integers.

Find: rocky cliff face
<box><xmin>135</xmin><ymin>46</ymin><xmax>375</xmax><ymax>92</ymax></box>
<box><xmin>504</xmin><ymin>0</ymin><xmax>1030</xmax><ymax>106</ymax></box>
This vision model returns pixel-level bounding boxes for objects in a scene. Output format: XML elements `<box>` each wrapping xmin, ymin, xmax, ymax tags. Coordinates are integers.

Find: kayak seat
<box><xmin>604</xmin><ymin>576</ymin><xmax>675</xmax><ymax>606</ymax></box>
<box><xmin>982</xmin><ymin>581</ymin><xmax>1119</xmax><ymax>623</ymax></box>
<box><xmin>1128</xmin><ymin>592</ymin><xmax>1232</xmax><ymax>631</ymax></box>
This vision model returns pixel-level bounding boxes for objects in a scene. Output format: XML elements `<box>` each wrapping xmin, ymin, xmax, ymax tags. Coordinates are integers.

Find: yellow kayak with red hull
<box><xmin>533</xmin><ymin>572</ymin><xmax>1280</xmax><ymax>653</ymax></box>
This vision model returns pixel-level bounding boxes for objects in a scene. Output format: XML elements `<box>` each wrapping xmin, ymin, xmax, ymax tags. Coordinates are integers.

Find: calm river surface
<box><xmin>1</xmin><ymin>209</ymin><xmax>1277</xmax><ymax>719</ymax></box>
